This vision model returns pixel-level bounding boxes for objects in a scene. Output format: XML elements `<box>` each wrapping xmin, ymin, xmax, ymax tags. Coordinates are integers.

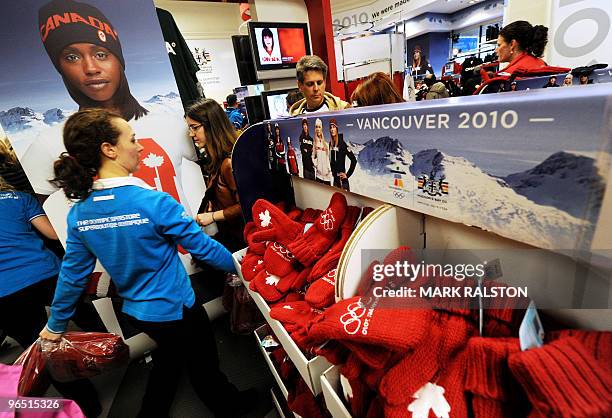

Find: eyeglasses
<box><xmin>188</xmin><ymin>124</ymin><xmax>203</xmax><ymax>133</ymax></box>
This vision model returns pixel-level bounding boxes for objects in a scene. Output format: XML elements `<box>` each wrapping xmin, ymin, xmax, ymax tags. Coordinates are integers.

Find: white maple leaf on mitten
<box><xmin>259</xmin><ymin>210</ymin><xmax>272</xmax><ymax>227</ymax></box>
<box><xmin>265</xmin><ymin>274</ymin><xmax>280</xmax><ymax>286</ymax></box>
<box><xmin>407</xmin><ymin>382</ymin><xmax>450</xmax><ymax>418</ymax></box>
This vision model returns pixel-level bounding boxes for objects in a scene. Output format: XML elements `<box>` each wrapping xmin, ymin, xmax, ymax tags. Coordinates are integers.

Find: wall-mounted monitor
<box><xmin>261</xmin><ymin>88</ymin><xmax>299</xmax><ymax>120</ymax></box>
<box><xmin>248</xmin><ymin>21</ymin><xmax>311</xmax><ymax>80</ymax></box>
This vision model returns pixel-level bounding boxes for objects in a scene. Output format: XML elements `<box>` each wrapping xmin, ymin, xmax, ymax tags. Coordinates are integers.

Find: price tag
<box><xmin>519</xmin><ymin>301</ymin><xmax>545</xmax><ymax>351</ymax></box>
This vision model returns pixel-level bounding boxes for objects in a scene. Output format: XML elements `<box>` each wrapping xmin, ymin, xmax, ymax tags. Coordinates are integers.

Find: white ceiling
<box><xmin>331</xmin><ymin>0</ymin><xmax>488</xmax><ymax>15</ymax></box>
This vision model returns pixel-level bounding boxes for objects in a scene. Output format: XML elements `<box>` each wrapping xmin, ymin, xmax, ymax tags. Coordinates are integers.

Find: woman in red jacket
<box><xmin>495</xmin><ymin>20</ymin><xmax>549</xmax><ymax>76</ymax></box>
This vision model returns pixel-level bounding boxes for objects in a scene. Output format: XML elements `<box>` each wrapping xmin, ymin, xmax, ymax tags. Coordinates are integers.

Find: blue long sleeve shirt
<box><xmin>47</xmin><ymin>177</ymin><xmax>235</xmax><ymax>333</ymax></box>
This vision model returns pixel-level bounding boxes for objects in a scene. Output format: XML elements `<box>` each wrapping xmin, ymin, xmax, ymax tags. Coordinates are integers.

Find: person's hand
<box><xmin>196</xmin><ymin>212</ymin><xmax>214</xmax><ymax>227</ymax></box>
<box><xmin>39</xmin><ymin>327</ymin><xmax>62</xmax><ymax>342</ymax></box>
<box><xmin>338</xmin><ymin>172</ymin><xmax>348</xmax><ymax>180</ymax></box>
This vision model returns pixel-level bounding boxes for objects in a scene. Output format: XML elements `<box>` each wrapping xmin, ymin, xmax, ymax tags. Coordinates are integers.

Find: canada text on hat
<box><xmin>40</xmin><ymin>12</ymin><xmax>118</xmax><ymax>43</ymax></box>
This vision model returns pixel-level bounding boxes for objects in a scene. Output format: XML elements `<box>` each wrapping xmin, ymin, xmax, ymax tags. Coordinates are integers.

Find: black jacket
<box><xmin>330</xmin><ymin>134</ymin><xmax>356</xmax><ymax>179</ymax></box>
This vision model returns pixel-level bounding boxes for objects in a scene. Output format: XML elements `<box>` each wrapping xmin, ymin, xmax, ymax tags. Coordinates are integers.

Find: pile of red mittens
<box><xmin>242</xmin><ymin>193</ymin><xmax>363</xmax><ymax>310</ymax></box>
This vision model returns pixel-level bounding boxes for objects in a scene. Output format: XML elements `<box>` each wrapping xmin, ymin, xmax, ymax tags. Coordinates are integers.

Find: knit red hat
<box><xmin>509</xmin><ymin>336</ymin><xmax>612</xmax><ymax>418</ymax></box>
<box><xmin>288</xmin><ymin>193</ymin><xmax>348</xmax><ymax>266</ymax></box>
<box><xmin>251</xmin><ymin>199</ymin><xmax>304</xmax><ymax>247</ymax></box>
<box><xmin>379</xmin><ymin>312</ymin><xmax>474</xmax><ymax>409</ymax></box>
<box><xmin>465</xmin><ymin>337</ymin><xmax>526</xmax><ymax>418</ymax></box>
<box><xmin>308</xmin><ymin>296</ymin><xmax>431</xmax><ymax>352</ymax></box>
<box><xmin>547</xmin><ymin>329</ymin><xmax>611</xmax><ymax>368</ymax></box>
<box><xmin>305</xmin><ymin>268</ymin><xmax>337</xmax><ymax>309</ymax></box>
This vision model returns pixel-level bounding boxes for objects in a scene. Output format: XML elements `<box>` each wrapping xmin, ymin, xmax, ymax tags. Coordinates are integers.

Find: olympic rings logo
<box><xmin>271</xmin><ymin>242</ymin><xmax>294</xmax><ymax>261</ymax></box>
<box><xmin>393</xmin><ymin>191</ymin><xmax>406</xmax><ymax>199</ymax></box>
<box><xmin>320</xmin><ymin>209</ymin><xmax>336</xmax><ymax>231</ymax></box>
<box><xmin>339</xmin><ymin>300</ymin><xmax>367</xmax><ymax>335</ymax></box>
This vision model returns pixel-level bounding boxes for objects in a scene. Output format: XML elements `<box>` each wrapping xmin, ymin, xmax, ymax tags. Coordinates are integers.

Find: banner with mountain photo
<box><xmin>270</xmin><ymin>86</ymin><xmax>612</xmax><ymax>252</ymax></box>
<box><xmin>0</xmin><ymin>0</ymin><xmax>204</xmax><ymax>275</ymax></box>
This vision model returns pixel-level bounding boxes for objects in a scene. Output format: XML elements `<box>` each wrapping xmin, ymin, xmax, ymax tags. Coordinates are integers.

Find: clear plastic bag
<box><xmin>41</xmin><ymin>332</ymin><xmax>129</xmax><ymax>382</ymax></box>
<box><xmin>13</xmin><ymin>339</ymin><xmax>50</xmax><ymax>396</ymax></box>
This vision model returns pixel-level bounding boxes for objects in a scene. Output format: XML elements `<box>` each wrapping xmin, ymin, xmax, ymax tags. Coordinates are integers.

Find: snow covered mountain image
<box><xmin>43</xmin><ymin>108</ymin><xmax>67</xmax><ymax>125</ymax></box>
<box><xmin>0</xmin><ymin>107</ymin><xmax>47</xmax><ymax>133</ymax></box>
<box><xmin>504</xmin><ymin>151</ymin><xmax>606</xmax><ymax>221</ymax></box>
<box><xmin>345</xmin><ymin>136</ymin><xmax>594</xmax><ymax>249</ymax></box>
<box><xmin>143</xmin><ymin>92</ymin><xmax>183</xmax><ymax>114</ymax></box>
<box><xmin>357</xmin><ymin>136</ymin><xmax>412</xmax><ymax>175</ymax></box>
<box><xmin>408</xmin><ymin>148</ymin><xmax>590</xmax><ymax>249</ymax></box>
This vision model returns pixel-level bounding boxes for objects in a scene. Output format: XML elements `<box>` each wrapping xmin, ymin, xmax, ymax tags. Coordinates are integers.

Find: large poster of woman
<box><xmin>0</xmin><ymin>0</ymin><xmax>205</xmax><ymax>277</ymax></box>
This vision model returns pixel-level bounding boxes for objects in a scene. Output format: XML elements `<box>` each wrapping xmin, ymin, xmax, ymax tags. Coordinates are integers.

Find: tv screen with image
<box><xmin>249</xmin><ymin>22</ymin><xmax>311</xmax><ymax>73</ymax></box>
<box><xmin>261</xmin><ymin>88</ymin><xmax>299</xmax><ymax>120</ymax></box>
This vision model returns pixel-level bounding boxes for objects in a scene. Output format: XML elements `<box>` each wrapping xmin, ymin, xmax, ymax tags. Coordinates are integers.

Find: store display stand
<box><xmin>231</xmin><ymin>85</ymin><xmax>612</xmax><ymax>416</ymax></box>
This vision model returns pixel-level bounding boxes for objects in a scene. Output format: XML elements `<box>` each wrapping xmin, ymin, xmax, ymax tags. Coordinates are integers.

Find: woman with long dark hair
<box><xmin>39</xmin><ymin>108</ymin><xmax>255</xmax><ymax>418</ymax></box>
<box><xmin>185</xmin><ymin>99</ymin><xmax>245</xmax><ymax>252</ymax></box>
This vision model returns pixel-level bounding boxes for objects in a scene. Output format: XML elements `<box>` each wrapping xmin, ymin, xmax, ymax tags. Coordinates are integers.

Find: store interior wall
<box><xmin>154</xmin><ymin>0</ymin><xmax>243</xmax><ymax>39</ymax></box>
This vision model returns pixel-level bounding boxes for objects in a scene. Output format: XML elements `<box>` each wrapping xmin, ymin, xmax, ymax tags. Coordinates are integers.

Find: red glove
<box><xmin>251</xmin><ymin>199</ymin><xmax>304</xmax><ymax>247</ymax></box>
<box><xmin>288</xmin><ymin>193</ymin><xmax>348</xmax><ymax>266</ymax></box>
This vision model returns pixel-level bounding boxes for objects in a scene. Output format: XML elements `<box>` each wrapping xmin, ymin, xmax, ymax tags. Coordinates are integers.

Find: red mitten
<box><xmin>263</xmin><ymin>242</ymin><xmax>299</xmax><ymax>278</ymax></box>
<box><xmin>270</xmin><ymin>301</ymin><xmax>321</xmax><ymax>335</ymax></box>
<box><xmin>251</xmin><ymin>199</ymin><xmax>304</xmax><ymax>247</ymax></box>
<box><xmin>286</xmin><ymin>206</ymin><xmax>303</xmax><ymax>221</ymax></box>
<box><xmin>308</xmin><ymin>296</ymin><xmax>431</xmax><ymax>352</ymax></box>
<box><xmin>465</xmin><ymin>337</ymin><xmax>526</xmax><ymax>418</ymax></box>
<box><xmin>305</xmin><ymin>269</ymin><xmax>336</xmax><ymax>309</ymax></box>
<box><xmin>249</xmin><ymin>269</ymin><xmax>284</xmax><ymax>302</ymax></box>
<box><xmin>243</xmin><ymin>221</ymin><xmax>266</xmax><ymax>255</ymax></box>
<box><xmin>547</xmin><ymin>329</ymin><xmax>612</xmax><ymax>368</ymax></box>
<box><xmin>309</xmin><ymin>205</ymin><xmax>360</xmax><ymax>281</ymax></box>
<box><xmin>288</xmin><ymin>193</ymin><xmax>348</xmax><ymax>266</ymax></box>
<box><xmin>241</xmin><ymin>253</ymin><xmax>265</xmax><ymax>281</ymax></box>
<box><xmin>509</xmin><ymin>336</ymin><xmax>612</xmax><ymax>418</ymax></box>
<box><xmin>299</xmin><ymin>207</ymin><xmax>323</xmax><ymax>224</ymax></box>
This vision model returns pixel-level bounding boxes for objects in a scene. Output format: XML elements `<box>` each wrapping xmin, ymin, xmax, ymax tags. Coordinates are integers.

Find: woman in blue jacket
<box><xmin>39</xmin><ymin>108</ymin><xmax>255</xmax><ymax>418</ymax></box>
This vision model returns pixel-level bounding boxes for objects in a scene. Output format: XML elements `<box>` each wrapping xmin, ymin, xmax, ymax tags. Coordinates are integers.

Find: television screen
<box><xmin>249</xmin><ymin>22</ymin><xmax>311</xmax><ymax>72</ymax></box>
<box><xmin>261</xmin><ymin>88</ymin><xmax>298</xmax><ymax>120</ymax></box>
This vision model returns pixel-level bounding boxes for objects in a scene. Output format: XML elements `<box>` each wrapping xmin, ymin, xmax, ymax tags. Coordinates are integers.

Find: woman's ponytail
<box><xmin>51</xmin><ymin>108</ymin><xmax>121</xmax><ymax>200</ymax></box>
<box><xmin>529</xmin><ymin>25</ymin><xmax>549</xmax><ymax>58</ymax></box>
<box><xmin>51</xmin><ymin>153</ymin><xmax>96</xmax><ymax>200</ymax></box>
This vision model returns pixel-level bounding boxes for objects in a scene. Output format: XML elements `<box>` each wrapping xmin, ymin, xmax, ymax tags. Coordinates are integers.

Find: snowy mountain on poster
<box><xmin>409</xmin><ymin>148</ymin><xmax>590</xmax><ymax>248</ymax></box>
<box><xmin>504</xmin><ymin>151</ymin><xmax>606</xmax><ymax>220</ymax></box>
<box><xmin>0</xmin><ymin>107</ymin><xmax>48</xmax><ymax>133</ymax></box>
<box><xmin>348</xmin><ymin>137</ymin><xmax>594</xmax><ymax>249</ymax></box>
<box><xmin>357</xmin><ymin>136</ymin><xmax>412</xmax><ymax>174</ymax></box>
<box><xmin>144</xmin><ymin>92</ymin><xmax>183</xmax><ymax>113</ymax></box>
